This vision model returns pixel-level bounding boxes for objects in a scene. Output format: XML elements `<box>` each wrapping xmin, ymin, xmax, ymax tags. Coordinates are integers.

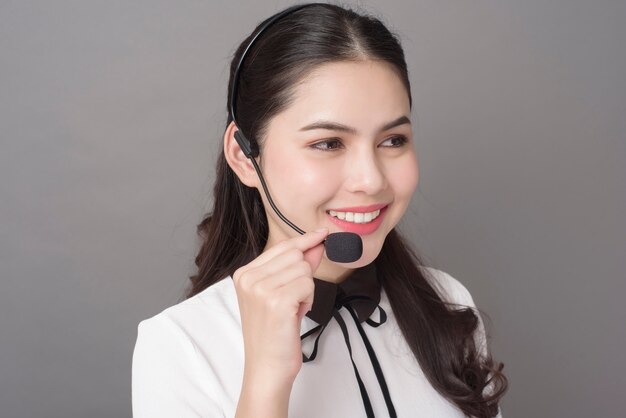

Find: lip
<box><xmin>326</xmin><ymin>203</ymin><xmax>389</xmax><ymax>213</ymax></box>
<box><xmin>326</xmin><ymin>204</ymin><xmax>389</xmax><ymax>236</ymax></box>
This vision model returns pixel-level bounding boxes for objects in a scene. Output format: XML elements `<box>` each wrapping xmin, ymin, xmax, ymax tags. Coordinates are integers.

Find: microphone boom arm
<box><xmin>249</xmin><ymin>155</ymin><xmax>306</xmax><ymax>236</ymax></box>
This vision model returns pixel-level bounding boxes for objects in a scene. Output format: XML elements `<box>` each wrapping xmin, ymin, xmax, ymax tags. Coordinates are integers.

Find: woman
<box><xmin>132</xmin><ymin>3</ymin><xmax>508</xmax><ymax>417</ymax></box>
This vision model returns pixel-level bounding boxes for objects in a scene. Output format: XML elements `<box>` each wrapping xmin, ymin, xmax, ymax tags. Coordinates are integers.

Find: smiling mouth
<box><xmin>325</xmin><ymin>204</ymin><xmax>389</xmax><ymax>224</ymax></box>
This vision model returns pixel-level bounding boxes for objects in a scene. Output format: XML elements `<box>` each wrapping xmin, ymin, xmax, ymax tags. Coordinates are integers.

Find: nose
<box><xmin>344</xmin><ymin>146</ymin><xmax>387</xmax><ymax>194</ymax></box>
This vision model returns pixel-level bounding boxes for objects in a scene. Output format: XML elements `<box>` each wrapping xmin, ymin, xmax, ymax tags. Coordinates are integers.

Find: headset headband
<box><xmin>229</xmin><ymin>2</ymin><xmax>326</xmax><ymax>158</ymax></box>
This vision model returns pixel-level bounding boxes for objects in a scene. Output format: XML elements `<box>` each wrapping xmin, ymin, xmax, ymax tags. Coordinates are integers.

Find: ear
<box><xmin>223</xmin><ymin>120</ymin><xmax>260</xmax><ymax>188</ymax></box>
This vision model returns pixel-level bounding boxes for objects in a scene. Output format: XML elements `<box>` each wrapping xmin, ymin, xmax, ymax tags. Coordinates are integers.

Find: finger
<box><xmin>259</xmin><ymin>260</ymin><xmax>312</xmax><ymax>291</ymax></box>
<box><xmin>256</xmin><ymin>247</ymin><xmax>307</xmax><ymax>279</ymax></box>
<box><xmin>303</xmin><ymin>241</ymin><xmax>326</xmax><ymax>277</ymax></box>
<box><xmin>286</xmin><ymin>228</ymin><xmax>329</xmax><ymax>253</ymax></box>
<box><xmin>242</xmin><ymin>228</ymin><xmax>329</xmax><ymax>272</ymax></box>
<box><xmin>234</xmin><ymin>250</ymin><xmax>305</xmax><ymax>290</ymax></box>
<box><xmin>273</xmin><ymin>275</ymin><xmax>315</xmax><ymax>317</ymax></box>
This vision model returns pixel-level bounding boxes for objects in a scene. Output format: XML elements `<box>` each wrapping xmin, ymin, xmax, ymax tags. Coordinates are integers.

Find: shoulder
<box><xmin>420</xmin><ymin>266</ymin><xmax>477</xmax><ymax>309</ymax></box>
<box><xmin>132</xmin><ymin>278</ymin><xmax>234</xmax><ymax>417</ymax></box>
<box><xmin>134</xmin><ymin>276</ymin><xmax>240</xmax><ymax>350</ymax></box>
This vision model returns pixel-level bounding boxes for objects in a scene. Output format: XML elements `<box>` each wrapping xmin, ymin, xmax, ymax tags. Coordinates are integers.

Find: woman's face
<box><xmin>253</xmin><ymin>60</ymin><xmax>418</xmax><ymax>281</ymax></box>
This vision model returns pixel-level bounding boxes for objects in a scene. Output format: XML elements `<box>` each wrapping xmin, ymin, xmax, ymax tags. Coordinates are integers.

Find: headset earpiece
<box><xmin>234</xmin><ymin>130</ymin><xmax>258</xmax><ymax>159</ymax></box>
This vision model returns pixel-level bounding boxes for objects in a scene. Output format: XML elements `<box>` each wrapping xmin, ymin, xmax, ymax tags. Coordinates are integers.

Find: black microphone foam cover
<box><xmin>324</xmin><ymin>232</ymin><xmax>363</xmax><ymax>263</ymax></box>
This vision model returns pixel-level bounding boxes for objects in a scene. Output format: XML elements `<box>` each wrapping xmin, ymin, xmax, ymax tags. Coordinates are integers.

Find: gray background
<box><xmin>1</xmin><ymin>1</ymin><xmax>624</xmax><ymax>417</ymax></box>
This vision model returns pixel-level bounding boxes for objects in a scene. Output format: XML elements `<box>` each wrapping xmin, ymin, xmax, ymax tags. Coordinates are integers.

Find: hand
<box><xmin>233</xmin><ymin>228</ymin><xmax>329</xmax><ymax>384</ymax></box>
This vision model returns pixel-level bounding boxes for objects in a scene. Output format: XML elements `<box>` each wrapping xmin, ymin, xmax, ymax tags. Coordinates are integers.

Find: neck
<box><xmin>313</xmin><ymin>257</ymin><xmax>354</xmax><ymax>284</ymax></box>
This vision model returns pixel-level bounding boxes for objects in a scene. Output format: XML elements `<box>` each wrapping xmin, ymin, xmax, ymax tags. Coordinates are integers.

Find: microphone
<box><xmin>322</xmin><ymin>231</ymin><xmax>364</xmax><ymax>263</ymax></box>
<box><xmin>235</xmin><ymin>132</ymin><xmax>363</xmax><ymax>263</ymax></box>
<box><xmin>228</xmin><ymin>3</ymin><xmax>363</xmax><ymax>263</ymax></box>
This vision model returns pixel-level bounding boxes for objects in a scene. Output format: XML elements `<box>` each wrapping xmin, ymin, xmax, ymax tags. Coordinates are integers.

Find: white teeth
<box><xmin>328</xmin><ymin>209</ymin><xmax>381</xmax><ymax>224</ymax></box>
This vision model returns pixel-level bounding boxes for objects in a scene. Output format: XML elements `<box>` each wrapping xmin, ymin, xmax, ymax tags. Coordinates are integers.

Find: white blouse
<box><xmin>132</xmin><ymin>267</ymin><xmax>503</xmax><ymax>417</ymax></box>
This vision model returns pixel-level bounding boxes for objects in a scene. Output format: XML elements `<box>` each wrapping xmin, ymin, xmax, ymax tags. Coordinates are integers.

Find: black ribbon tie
<box><xmin>300</xmin><ymin>262</ymin><xmax>397</xmax><ymax>418</ymax></box>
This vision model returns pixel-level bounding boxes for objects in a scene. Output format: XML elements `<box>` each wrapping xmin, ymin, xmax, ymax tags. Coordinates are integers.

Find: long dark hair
<box><xmin>187</xmin><ymin>3</ymin><xmax>508</xmax><ymax>417</ymax></box>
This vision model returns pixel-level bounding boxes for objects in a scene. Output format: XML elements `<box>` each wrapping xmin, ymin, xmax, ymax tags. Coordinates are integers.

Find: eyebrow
<box><xmin>298</xmin><ymin>115</ymin><xmax>411</xmax><ymax>135</ymax></box>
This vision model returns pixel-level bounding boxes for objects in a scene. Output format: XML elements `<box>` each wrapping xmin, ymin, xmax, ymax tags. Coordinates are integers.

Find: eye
<box><xmin>310</xmin><ymin>138</ymin><xmax>343</xmax><ymax>151</ymax></box>
<box><xmin>381</xmin><ymin>135</ymin><xmax>409</xmax><ymax>147</ymax></box>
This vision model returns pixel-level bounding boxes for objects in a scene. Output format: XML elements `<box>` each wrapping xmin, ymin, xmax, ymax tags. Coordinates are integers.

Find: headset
<box><xmin>228</xmin><ymin>2</ymin><xmax>363</xmax><ymax>263</ymax></box>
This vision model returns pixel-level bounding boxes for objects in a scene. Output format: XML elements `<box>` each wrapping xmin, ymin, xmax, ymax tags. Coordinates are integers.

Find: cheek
<box><xmin>388</xmin><ymin>153</ymin><xmax>419</xmax><ymax>197</ymax></box>
<box><xmin>266</xmin><ymin>149</ymin><xmax>335</xmax><ymax>206</ymax></box>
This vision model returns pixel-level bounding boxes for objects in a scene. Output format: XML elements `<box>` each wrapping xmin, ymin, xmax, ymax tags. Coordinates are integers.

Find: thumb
<box><xmin>302</xmin><ymin>228</ymin><xmax>328</xmax><ymax>274</ymax></box>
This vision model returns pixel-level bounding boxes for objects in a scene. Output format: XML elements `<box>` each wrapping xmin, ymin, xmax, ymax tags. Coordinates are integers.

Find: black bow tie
<box><xmin>304</xmin><ymin>261</ymin><xmax>382</xmax><ymax>326</ymax></box>
<box><xmin>300</xmin><ymin>261</ymin><xmax>397</xmax><ymax>418</ymax></box>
